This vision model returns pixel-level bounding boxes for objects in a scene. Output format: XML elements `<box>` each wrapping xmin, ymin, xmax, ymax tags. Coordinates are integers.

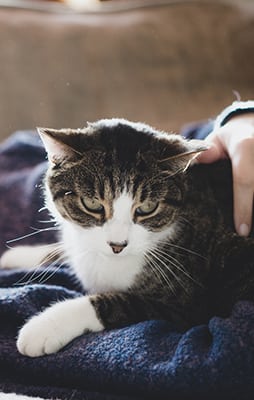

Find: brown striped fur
<box><xmin>37</xmin><ymin>119</ymin><xmax>254</xmax><ymax>331</ymax></box>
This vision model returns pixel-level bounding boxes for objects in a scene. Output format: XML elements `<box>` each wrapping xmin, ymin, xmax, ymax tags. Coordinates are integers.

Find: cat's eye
<box><xmin>135</xmin><ymin>201</ymin><xmax>159</xmax><ymax>217</ymax></box>
<box><xmin>81</xmin><ymin>197</ymin><xmax>104</xmax><ymax>214</ymax></box>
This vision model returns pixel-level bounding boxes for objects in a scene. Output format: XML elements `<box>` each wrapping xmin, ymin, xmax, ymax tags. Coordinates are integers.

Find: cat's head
<box><xmin>38</xmin><ymin>119</ymin><xmax>205</xmax><ymax>258</ymax></box>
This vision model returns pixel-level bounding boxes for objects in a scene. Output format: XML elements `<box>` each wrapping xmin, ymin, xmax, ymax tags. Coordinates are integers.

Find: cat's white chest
<box><xmin>71</xmin><ymin>251</ymin><xmax>143</xmax><ymax>294</ymax></box>
<box><xmin>61</xmin><ymin>220</ymin><xmax>146</xmax><ymax>294</ymax></box>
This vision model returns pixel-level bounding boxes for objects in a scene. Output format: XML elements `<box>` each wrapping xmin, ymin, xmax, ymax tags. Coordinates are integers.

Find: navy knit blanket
<box><xmin>0</xmin><ymin>131</ymin><xmax>254</xmax><ymax>400</ymax></box>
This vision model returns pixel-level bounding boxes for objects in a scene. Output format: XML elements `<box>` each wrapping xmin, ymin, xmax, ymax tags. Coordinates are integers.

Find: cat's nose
<box><xmin>108</xmin><ymin>241</ymin><xmax>128</xmax><ymax>254</ymax></box>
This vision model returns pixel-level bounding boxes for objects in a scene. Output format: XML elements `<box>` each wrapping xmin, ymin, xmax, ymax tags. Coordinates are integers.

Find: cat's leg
<box><xmin>17</xmin><ymin>296</ymin><xmax>104</xmax><ymax>357</ymax></box>
<box><xmin>17</xmin><ymin>292</ymin><xmax>160</xmax><ymax>357</ymax></box>
<box><xmin>0</xmin><ymin>243</ymin><xmax>60</xmax><ymax>269</ymax></box>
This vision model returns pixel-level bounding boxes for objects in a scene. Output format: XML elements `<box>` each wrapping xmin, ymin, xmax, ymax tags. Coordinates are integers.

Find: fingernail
<box><xmin>238</xmin><ymin>223</ymin><xmax>250</xmax><ymax>237</ymax></box>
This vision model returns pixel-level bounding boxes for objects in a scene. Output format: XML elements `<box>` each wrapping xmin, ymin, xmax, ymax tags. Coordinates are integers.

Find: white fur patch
<box><xmin>0</xmin><ymin>394</ymin><xmax>46</xmax><ymax>400</ymax></box>
<box><xmin>17</xmin><ymin>296</ymin><xmax>103</xmax><ymax>357</ymax></box>
<box><xmin>60</xmin><ymin>191</ymin><xmax>176</xmax><ymax>294</ymax></box>
<box><xmin>105</xmin><ymin>190</ymin><xmax>133</xmax><ymax>245</ymax></box>
<box><xmin>0</xmin><ymin>244</ymin><xmax>56</xmax><ymax>270</ymax></box>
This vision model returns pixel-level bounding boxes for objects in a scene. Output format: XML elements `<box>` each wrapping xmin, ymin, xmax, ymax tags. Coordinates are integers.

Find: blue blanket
<box><xmin>0</xmin><ymin>131</ymin><xmax>254</xmax><ymax>400</ymax></box>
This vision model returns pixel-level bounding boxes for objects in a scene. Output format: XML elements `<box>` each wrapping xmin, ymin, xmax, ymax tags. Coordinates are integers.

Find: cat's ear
<box><xmin>37</xmin><ymin>127</ymin><xmax>82</xmax><ymax>166</ymax></box>
<box><xmin>159</xmin><ymin>138</ymin><xmax>208</xmax><ymax>173</ymax></box>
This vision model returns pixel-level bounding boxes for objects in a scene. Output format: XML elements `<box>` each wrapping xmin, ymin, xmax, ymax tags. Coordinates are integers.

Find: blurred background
<box><xmin>0</xmin><ymin>0</ymin><xmax>253</xmax><ymax>140</ymax></box>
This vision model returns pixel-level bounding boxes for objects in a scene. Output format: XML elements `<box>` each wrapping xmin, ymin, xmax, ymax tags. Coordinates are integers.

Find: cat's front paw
<box><xmin>0</xmin><ymin>246</ymin><xmax>40</xmax><ymax>270</ymax></box>
<box><xmin>0</xmin><ymin>244</ymin><xmax>55</xmax><ymax>270</ymax></box>
<box><xmin>0</xmin><ymin>247</ymin><xmax>26</xmax><ymax>269</ymax></box>
<box><xmin>17</xmin><ymin>297</ymin><xmax>104</xmax><ymax>357</ymax></box>
<box><xmin>17</xmin><ymin>313</ymin><xmax>66</xmax><ymax>357</ymax></box>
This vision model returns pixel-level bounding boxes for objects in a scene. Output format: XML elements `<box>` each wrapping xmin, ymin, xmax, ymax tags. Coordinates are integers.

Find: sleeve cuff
<box><xmin>214</xmin><ymin>100</ymin><xmax>254</xmax><ymax>129</ymax></box>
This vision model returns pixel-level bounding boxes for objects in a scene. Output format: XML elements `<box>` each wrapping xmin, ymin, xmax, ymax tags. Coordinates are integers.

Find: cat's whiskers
<box><xmin>148</xmin><ymin>248</ymin><xmax>188</xmax><ymax>294</ymax></box>
<box><xmin>14</xmin><ymin>243</ymin><xmax>65</xmax><ymax>286</ymax></box>
<box><xmin>37</xmin><ymin>219</ymin><xmax>58</xmax><ymax>224</ymax></box>
<box><xmin>38</xmin><ymin>206</ymin><xmax>49</xmax><ymax>213</ymax></box>
<box><xmin>144</xmin><ymin>254</ymin><xmax>166</xmax><ymax>288</ymax></box>
<box><xmin>6</xmin><ymin>226</ymin><xmax>59</xmax><ymax>245</ymax></box>
<box><xmin>158</xmin><ymin>238</ymin><xmax>207</xmax><ymax>260</ymax></box>
<box><xmin>15</xmin><ymin>257</ymin><xmax>65</xmax><ymax>286</ymax></box>
<box><xmin>37</xmin><ymin>260</ymin><xmax>66</xmax><ymax>285</ymax></box>
<box><xmin>14</xmin><ymin>253</ymin><xmax>64</xmax><ymax>286</ymax></box>
<box><xmin>19</xmin><ymin>249</ymin><xmax>66</xmax><ymax>286</ymax></box>
<box><xmin>42</xmin><ymin>243</ymin><xmax>65</xmax><ymax>262</ymax></box>
<box><xmin>151</xmin><ymin>246</ymin><xmax>203</xmax><ymax>288</ymax></box>
<box><xmin>144</xmin><ymin>252</ymin><xmax>176</xmax><ymax>296</ymax></box>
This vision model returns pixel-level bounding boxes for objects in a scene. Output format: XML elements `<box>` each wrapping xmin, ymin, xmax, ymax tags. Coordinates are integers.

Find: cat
<box><xmin>1</xmin><ymin>118</ymin><xmax>254</xmax><ymax>358</ymax></box>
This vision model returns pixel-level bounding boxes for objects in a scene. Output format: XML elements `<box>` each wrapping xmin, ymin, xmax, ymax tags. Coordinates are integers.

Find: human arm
<box><xmin>197</xmin><ymin>101</ymin><xmax>254</xmax><ymax>237</ymax></box>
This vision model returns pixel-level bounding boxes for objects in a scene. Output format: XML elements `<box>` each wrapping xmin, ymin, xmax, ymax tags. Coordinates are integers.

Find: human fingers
<box><xmin>230</xmin><ymin>138</ymin><xmax>254</xmax><ymax>236</ymax></box>
<box><xmin>233</xmin><ymin>180</ymin><xmax>253</xmax><ymax>236</ymax></box>
<box><xmin>196</xmin><ymin>133</ymin><xmax>227</xmax><ymax>164</ymax></box>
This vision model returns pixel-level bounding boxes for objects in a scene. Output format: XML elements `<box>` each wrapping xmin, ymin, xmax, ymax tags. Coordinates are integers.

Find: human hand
<box><xmin>197</xmin><ymin>113</ymin><xmax>254</xmax><ymax>237</ymax></box>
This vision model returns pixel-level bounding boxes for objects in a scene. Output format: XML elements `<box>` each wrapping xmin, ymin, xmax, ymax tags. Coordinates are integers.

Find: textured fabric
<box><xmin>0</xmin><ymin>132</ymin><xmax>254</xmax><ymax>400</ymax></box>
<box><xmin>0</xmin><ymin>131</ymin><xmax>56</xmax><ymax>256</ymax></box>
<box><xmin>1</xmin><ymin>268</ymin><xmax>254</xmax><ymax>400</ymax></box>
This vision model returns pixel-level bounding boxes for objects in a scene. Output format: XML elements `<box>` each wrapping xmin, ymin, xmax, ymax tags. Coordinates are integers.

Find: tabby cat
<box><xmin>1</xmin><ymin>118</ymin><xmax>254</xmax><ymax>358</ymax></box>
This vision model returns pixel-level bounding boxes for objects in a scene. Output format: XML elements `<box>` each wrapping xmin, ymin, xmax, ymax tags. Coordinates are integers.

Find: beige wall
<box><xmin>0</xmin><ymin>0</ymin><xmax>253</xmax><ymax>140</ymax></box>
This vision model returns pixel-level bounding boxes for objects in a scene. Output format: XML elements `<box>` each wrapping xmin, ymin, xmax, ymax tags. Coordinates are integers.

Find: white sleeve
<box><xmin>214</xmin><ymin>100</ymin><xmax>254</xmax><ymax>129</ymax></box>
